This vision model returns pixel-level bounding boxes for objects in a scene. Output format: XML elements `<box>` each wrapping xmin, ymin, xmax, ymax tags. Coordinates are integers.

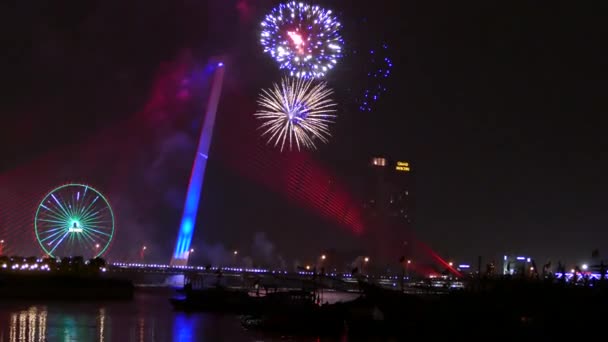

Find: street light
<box><xmin>140</xmin><ymin>246</ymin><xmax>147</xmax><ymax>263</ymax></box>
<box><xmin>403</xmin><ymin>260</ymin><xmax>412</xmax><ymax>281</ymax></box>
<box><xmin>582</xmin><ymin>264</ymin><xmax>588</xmax><ymax>271</ymax></box>
<box><xmin>448</xmin><ymin>261</ymin><xmax>453</xmax><ymax>267</ymax></box>
<box><xmin>360</xmin><ymin>257</ymin><xmax>370</xmax><ymax>275</ymax></box>
<box><xmin>232</xmin><ymin>250</ymin><xmax>238</xmax><ymax>267</ymax></box>
<box><xmin>321</xmin><ymin>254</ymin><xmax>326</xmax><ymax>260</ymax></box>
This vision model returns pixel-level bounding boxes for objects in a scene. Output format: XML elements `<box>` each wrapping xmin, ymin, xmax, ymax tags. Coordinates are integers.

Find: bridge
<box><xmin>108</xmin><ymin>262</ymin><xmax>465</xmax><ymax>292</ymax></box>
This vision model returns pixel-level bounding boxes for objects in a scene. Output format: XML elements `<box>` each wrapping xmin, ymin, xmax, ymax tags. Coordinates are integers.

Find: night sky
<box><xmin>1</xmin><ymin>1</ymin><xmax>607</xmax><ymax>268</ymax></box>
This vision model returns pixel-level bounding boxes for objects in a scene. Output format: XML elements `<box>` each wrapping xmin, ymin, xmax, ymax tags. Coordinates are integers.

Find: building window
<box><xmin>371</xmin><ymin>157</ymin><xmax>387</xmax><ymax>166</ymax></box>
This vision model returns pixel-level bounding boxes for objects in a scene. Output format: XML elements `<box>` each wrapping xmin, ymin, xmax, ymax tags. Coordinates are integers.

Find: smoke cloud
<box><xmin>252</xmin><ymin>232</ymin><xmax>275</xmax><ymax>264</ymax></box>
<box><xmin>192</xmin><ymin>232</ymin><xmax>288</xmax><ymax>269</ymax></box>
<box><xmin>196</xmin><ymin>241</ymin><xmax>233</xmax><ymax>267</ymax></box>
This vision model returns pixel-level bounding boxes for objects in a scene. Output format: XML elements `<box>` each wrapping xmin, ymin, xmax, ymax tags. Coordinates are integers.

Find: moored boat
<box><xmin>170</xmin><ymin>284</ymin><xmax>256</xmax><ymax>313</ymax></box>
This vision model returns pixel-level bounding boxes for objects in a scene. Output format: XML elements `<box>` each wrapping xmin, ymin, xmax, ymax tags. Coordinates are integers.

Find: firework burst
<box><xmin>359</xmin><ymin>43</ymin><xmax>393</xmax><ymax>112</ymax></box>
<box><xmin>260</xmin><ymin>1</ymin><xmax>343</xmax><ymax>78</ymax></box>
<box><xmin>255</xmin><ymin>77</ymin><xmax>337</xmax><ymax>151</ymax></box>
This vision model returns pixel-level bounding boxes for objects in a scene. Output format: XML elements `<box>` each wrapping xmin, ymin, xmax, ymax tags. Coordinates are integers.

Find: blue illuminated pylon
<box><xmin>170</xmin><ymin>61</ymin><xmax>225</xmax><ymax>266</ymax></box>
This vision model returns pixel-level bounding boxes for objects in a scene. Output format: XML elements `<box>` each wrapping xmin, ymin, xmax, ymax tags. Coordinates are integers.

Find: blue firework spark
<box><xmin>358</xmin><ymin>43</ymin><xmax>393</xmax><ymax>112</ymax></box>
<box><xmin>260</xmin><ymin>1</ymin><xmax>344</xmax><ymax>78</ymax></box>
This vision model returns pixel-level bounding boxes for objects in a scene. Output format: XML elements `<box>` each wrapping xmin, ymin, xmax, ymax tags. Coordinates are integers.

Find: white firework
<box><xmin>255</xmin><ymin>77</ymin><xmax>337</xmax><ymax>151</ymax></box>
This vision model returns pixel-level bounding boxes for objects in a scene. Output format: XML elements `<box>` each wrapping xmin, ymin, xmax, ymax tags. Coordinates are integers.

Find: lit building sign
<box><xmin>395</xmin><ymin>161</ymin><xmax>410</xmax><ymax>172</ymax></box>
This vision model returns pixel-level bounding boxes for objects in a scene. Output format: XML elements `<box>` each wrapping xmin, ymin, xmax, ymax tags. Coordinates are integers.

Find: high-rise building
<box><xmin>363</xmin><ymin>157</ymin><xmax>413</xmax><ymax>266</ymax></box>
<box><xmin>503</xmin><ymin>255</ymin><xmax>532</xmax><ymax>275</ymax></box>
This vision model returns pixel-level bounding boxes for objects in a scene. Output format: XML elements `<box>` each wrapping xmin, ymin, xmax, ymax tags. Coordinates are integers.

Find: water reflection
<box><xmin>18</xmin><ymin>308</ymin><xmax>25</xmax><ymax>340</ymax></box>
<box><xmin>98</xmin><ymin>308</ymin><xmax>105</xmax><ymax>342</ymax></box>
<box><xmin>173</xmin><ymin>314</ymin><xmax>195</xmax><ymax>342</ymax></box>
<box><xmin>5</xmin><ymin>305</ymin><xmax>104</xmax><ymax>342</ymax></box>
<box><xmin>8</xmin><ymin>306</ymin><xmax>47</xmax><ymax>342</ymax></box>
<box><xmin>0</xmin><ymin>293</ymin><xmax>276</xmax><ymax>341</ymax></box>
<box><xmin>38</xmin><ymin>308</ymin><xmax>46</xmax><ymax>341</ymax></box>
<box><xmin>138</xmin><ymin>317</ymin><xmax>144</xmax><ymax>342</ymax></box>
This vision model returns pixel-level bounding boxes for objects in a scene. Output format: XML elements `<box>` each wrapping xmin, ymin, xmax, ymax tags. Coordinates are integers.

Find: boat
<box><xmin>241</xmin><ymin>290</ymin><xmax>347</xmax><ymax>336</ymax></box>
<box><xmin>170</xmin><ymin>284</ymin><xmax>257</xmax><ymax>313</ymax></box>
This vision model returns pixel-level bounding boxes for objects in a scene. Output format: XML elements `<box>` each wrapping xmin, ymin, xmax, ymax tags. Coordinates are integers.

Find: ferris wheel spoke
<box><xmin>51</xmin><ymin>194</ymin><xmax>72</xmax><ymax>220</ymax></box>
<box><xmin>38</xmin><ymin>218</ymin><xmax>70</xmax><ymax>225</ymax></box>
<box><xmin>42</xmin><ymin>207</ymin><xmax>70</xmax><ymax>223</ymax></box>
<box><xmin>77</xmin><ymin>204</ymin><xmax>90</xmax><ymax>222</ymax></box>
<box><xmin>81</xmin><ymin>209</ymin><xmax>105</xmax><ymax>223</ymax></box>
<box><xmin>42</xmin><ymin>210</ymin><xmax>66</xmax><ymax>219</ymax></box>
<box><xmin>67</xmin><ymin>197</ymin><xmax>80</xmax><ymax>219</ymax></box>
<box><xmin>73</xmin><ymin>190</ymin><xmax>85</xmax><ymax>216</ymax></box>
<box><xmin>47</xmin><ymin>232</ymin><xmax>70</xmax><ymax>255</ymax></box>
<box><xmin>76</xmin><ymin>200</ymin><xmax>93</xmax><ymax>219</ymax></box>
<box><xmin>68</xmin><ymin>233</ymin><xmax>86</xmax><ymax>253</ymax></box>
<box><xmin>65</xmin><ymin>233</ymin><xmax>76</xmax><ymax>249</ymax></box>
<box><xmin>82</xmin><ymin>235</ymin><xmax>108</xmax><ymax>253</ymax></box>
<box><xmin>45</xmin><ymin>230</ymin><xmax>69</xmax><ymax>246</ymax></box>
<box><xmin>80</xmin><ymin>217</ymin><xmax>111</xmax><ymax>226</ymax></box>
<box><xmin>81</xmin><ymin>218</ymin><xmax>110</xmax><ymax>227</ymax></box>
<box><xmin>83</xmin><ymin>234</ymin><xmax>110</xmax><ymax>248</ymax></box>
<box><xmin>69</xmin><ymin>234</ymin><xmax>85</xmax><ymax>255</ymax></box>
<box><xmin>79</xmin><ymin>196</ymin><xmax>100</xmax><ymax>219</ymax></box>
<box><xmin>40</xmin><ymin>204</ymin><xmax>54</xmax><ymax>211</ymax></box>
<box><xmin>39</xmin><ymin>229</ymin><xmax>67</xmax><ymax>242</ymax></box>
<box><xmin>66</xmin><ymin>196</ymin><xmax>76</xmax><ymax>218</ymax></box>
<box><xmin>72</xmin><ymin>231</ymin><xmax>89</xmax><ymax>245</ymax></box>
<box><xmin>84</xmin><ymin>226</ymin><xmax>112</xmax><ymax>237</ymax></box>
<box><xmin>79</xmin><ymin>229</ymin><xmax>97</xmax><ymax>242</ymax></box>
<box><xmin>79</xmin><ymin>230</ymin><xmax>101</xmax><ymax>246</ymax></box>
<box><xmin>38</xmin><ymin>226</ymin><xmax>65</xmax><ymax>233</ymax></box>
<box><xmin>83</xmin><ymin>229</ymin><xmax>111</xmax><ymax>242</ymax></box>
<box><xmin>82</xmin><ymin>221</ymin><xmax>111</xmax><ymax>231</ymax></box>
<box><xmin>73</xmin><ymin>186</ymin><xmax>89</xmax><ymax>217</ymax></box>
<box><xmin>83</xmin><ymin>223</ymin><xmax>110</xmax><ymax>232</ymax></box>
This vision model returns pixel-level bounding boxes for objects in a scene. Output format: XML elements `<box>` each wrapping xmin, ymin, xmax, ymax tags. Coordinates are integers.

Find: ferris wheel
<box><xmin>34</xmin><ymin>184</ymin><xmax>115</xmax><ymax>259</ymax></box>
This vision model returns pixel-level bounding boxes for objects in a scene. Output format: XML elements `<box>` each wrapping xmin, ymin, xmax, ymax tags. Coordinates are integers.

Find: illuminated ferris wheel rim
<box><xmin>34</xmin><ymin>183</ymin><xmax>115</xmax><ymax>258</ymax></box>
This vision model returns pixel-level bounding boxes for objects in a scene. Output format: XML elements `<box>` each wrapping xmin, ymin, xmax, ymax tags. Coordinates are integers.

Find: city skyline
<box><xmin>1</xmin><ymin>0</ymin><xmax>607</xmax><ymax>269</ymax></box>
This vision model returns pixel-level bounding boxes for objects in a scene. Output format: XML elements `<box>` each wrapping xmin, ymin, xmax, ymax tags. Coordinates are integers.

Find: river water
<box><xmin>0</xmin><ymin>290</ymin><xmax>360</xmax><ymax>342</ymax></box>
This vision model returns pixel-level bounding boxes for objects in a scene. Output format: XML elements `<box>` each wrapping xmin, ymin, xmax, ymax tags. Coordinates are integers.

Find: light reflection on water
<box><xmin>0</xmin><ymin>291</ymin><xmax>349</xmax><ymax>342</ymax></box>
<box><xmin>7</xmin><ymin>306</ymin><xmax>46</xmax><ymax>342</ymax></box>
